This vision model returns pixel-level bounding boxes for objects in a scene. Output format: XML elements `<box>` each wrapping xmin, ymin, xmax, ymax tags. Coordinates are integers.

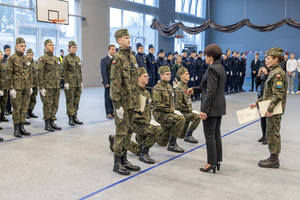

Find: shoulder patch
<box><xmin>112</xmin><ymin>61</ymin><xmax>116</xmax><ymax>64</ymax></box>
<box><xmin>7</xmin><ymin>58</ymin><xmax>9</xmax><ymax>61</ymax></box>
<box><xmin>276</xmin><ymin>75</ymin><xmax>281</xmax><ymax>78</ymax></box>
<box><xmin>276</xmin><ymin>81</ymin><xmax>283</xmax><ymax>88</ymax></box>
<box><xmin>39</xmin><ymin>59</ymin><xmax>42</xmax><ymax>61</ymax></box>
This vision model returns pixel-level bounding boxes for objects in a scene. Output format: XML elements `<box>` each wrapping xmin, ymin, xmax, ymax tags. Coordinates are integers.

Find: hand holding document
<box><xmin>258</xmin><ymin>100</ymin><xmax>282</xmax><ymax>117</ymax></box>
<box><xmin>139</xmin><ymin>95</ymin><xmax>147</xmax><ymax>112</ymax></box>
<box><xmin>236</xmin><ymin>107</ymin><xmax>260</xmax><ymax>124</ymax></box>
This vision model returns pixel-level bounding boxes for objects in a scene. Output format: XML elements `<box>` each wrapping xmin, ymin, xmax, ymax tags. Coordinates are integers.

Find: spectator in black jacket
<box><xmin>250</xmin><ymin>53</ymin><xmax>261</xmax><ymax>91</ymax></box>
<box><xmin>100</xmin><ymin>44</ymin><xmax>116</xmax><ymax>119</ymax></box>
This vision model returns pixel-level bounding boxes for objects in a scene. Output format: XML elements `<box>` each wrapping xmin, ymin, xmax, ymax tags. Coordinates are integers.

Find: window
<box><xmin>125</xmin><ymin>0</ymin><xmax>158</xmax><ymax>7</ymax></box>
<box><xmin>175</xmin><ymin>0</ymin><xmax>206</xmax><ymax>18</ymax></box>
<box><xmin>0</xmin><ymin>0</ymin><xmax>80</xmax><ymax>58</ymax></box>
<box><xmin>110</xmin><ymin>7</ymin><xmax>157</xmax><ymax>54</ymax></box>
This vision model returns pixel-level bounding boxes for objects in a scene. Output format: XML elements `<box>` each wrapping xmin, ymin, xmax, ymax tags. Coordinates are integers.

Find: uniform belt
<box><xmin>146</xmin><ymin>87</ymin><xmax>186</xmax><ymax>93</ymax></box>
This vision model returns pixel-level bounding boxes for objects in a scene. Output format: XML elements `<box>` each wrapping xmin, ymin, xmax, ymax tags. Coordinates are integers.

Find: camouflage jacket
<box><xmin>110</xmin><ymin>46</ymin><xmax>140</xmax><ymax>110</ymax></box>
<box><xmin>256</xmin><ymin>64</ymin><xmax>287</xmax><ymax>113</ymax></box>
<box><xmin>61</xmin><ymin>53</ymin><xmax>82</xmax><ymax>88</ymax></box>
<box><xmin>152</xmin><ymin>80</ymin><xmax>175</xmax><ymax>113</ymax></box>
<box><xmin>5</xmin><ymin>51</ymin><xmax>32</xmax><ymax>90</ymax></box>
<box><xmin>133</xmin><ymin>85</ymin><xmax>151</xmax><ymax>125</ymax></box>
<box><xmin>0</xmin><ymin>61</ymin><xmax>6</xmax><ymax>90</ymax></box>
<box><xmin>174</xmin><ymin>81</ymin><xmax>192</xmax><ymax>113</ymax></box>
<box><xmin>30</xmin><ymin>59</ymin><xmax>38</xmax><ymax>88</ymax></box>
<box><xmin>38</xmin><ymin>52</ymin><xmax>61</xmax><ymax>90</ymax></box>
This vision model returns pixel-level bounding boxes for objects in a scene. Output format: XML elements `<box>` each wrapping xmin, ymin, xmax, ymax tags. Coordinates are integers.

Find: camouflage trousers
<box><xmin>153</xmin><ymin>111</ymin><xmax>185</xmax><ymax>146</ymax></box>
<box><xmin>266</xmin><ymin>114</ymin><xmax>282</xmax><ymax>156</ymax></box>
<box><xmin>28</xmin><ymin>87</ymin><xmax>38</xmax><ymax>110</ymax></box>
<box><xmin>64</xmin><ymin>87</ymin><xmax>82</xmax><ymax>115</ymax></box>
<box><xmin>114</xmin><ymin>109</ymin><xmax>135</xmax><ymax>157</ymax></box>
<box><xmin>40</xmin><ymin>89</ymin><xmax>60</xmax><ymax>120</ymax></box>
<box><xmin>128</xmin><ymin>123</ymin><xmax>161</xmax><ymax>156</ymax></box>
<box><xmin>11</xmin><ymin>89</ymin><xmax>30</xmax><ymax>124</ymax></box>
<box><xmin>0</xmin><ymin>89</ymin><xmax>8</xmax><ymax>114</ymax></box>
<box><xmin>179</xmin><ymin>112</ymin><xmax>201</xmax><ymax>138</ymax></box>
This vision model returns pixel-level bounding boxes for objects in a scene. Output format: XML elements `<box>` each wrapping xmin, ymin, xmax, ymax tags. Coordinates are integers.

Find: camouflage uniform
<box><xmin>174</xmin><ymin>73</ymin><xmax>201</xmax><ymax>138</ymax></box>
<box><xmin>61</xmin><ymin>42</ymin><xmax>82</xmax><ymax>116</ymax></box>
<box><xmin>256</xmin><ymin>48</ymin><xmax>287</xmax><ymax>157</ymax></box>
<box><xmin>38</xmin><ymin>44</ymin><xmax>61</xmax><ymax>121</ymax></box>
<box><xmin>110</xmin><ymin>46</ymin><xmax>140</xmax><ymax>157</ymax></box>
<box><xmin>5</xmin><ymin>48</ymin><xmax>32</xmax><ymax>124</ymax></box>
<box><xmin>128</xmin><ymin>84</ymin><xmax>160</xmax><ymax>156</ymax></box>
<box><xmin>152</xmin><ymin>67</ymin><xmax>185</xmax><ymax>146</ymax></box>
<box><xmin>0</xmin><ymin>60</ymin><xmax>8</xmax><ymax>115</ymax></box>
<box><xmin>28</xmin><ymin>57</ymin><xmax>38</xmax><ymax>111</ymax></box>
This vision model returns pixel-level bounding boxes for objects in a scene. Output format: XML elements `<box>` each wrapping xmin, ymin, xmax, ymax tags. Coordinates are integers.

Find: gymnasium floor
<box><xmin>0</xmin><ymin>86</ymin><xmax>299</xmax><ymax>200</ymax></box>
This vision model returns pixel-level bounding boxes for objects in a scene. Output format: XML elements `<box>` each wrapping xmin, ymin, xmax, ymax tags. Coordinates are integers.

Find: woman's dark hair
<box><xmin>271</xmin><ymin>55</ymin><xmax>284</xmax><ymax>63</ymax></box>
<box><xmin>204</xmin><ymin>44</ymin><xmax>222</xmax><ymax>61</ymax></box>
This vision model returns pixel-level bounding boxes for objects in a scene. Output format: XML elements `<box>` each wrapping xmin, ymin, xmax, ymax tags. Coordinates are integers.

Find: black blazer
<box><xmin>193</xmin><ymin>60</ymin><xmax>226</xmax><ymax>117</ymax></box>
<box><xmin>251</xmin><ymin>59</ymin><xmax>261</xmax><ymax>72</ymax></box>
<box><xmin>100</xmin><ymin>55</ymin><xmax>111</xmax><ymax>85</ymax></box>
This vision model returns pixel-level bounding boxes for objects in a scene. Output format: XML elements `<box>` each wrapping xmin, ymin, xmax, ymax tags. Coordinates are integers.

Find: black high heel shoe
<box><xmin>216</xmin><ymin>162</ymin><xmax>221</xmax><ymax>170</ymax></box>
<box><xmin>200</xmin><ymin>164</ymin><xmax>216</xmax><ymax>173</ymax></box>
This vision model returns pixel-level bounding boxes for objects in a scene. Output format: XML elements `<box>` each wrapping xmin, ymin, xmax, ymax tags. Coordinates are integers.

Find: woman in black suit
<box><xmin>187</xmin><ymin>44</ymin><xmax>226</xmax><ymax>173</ymax></box>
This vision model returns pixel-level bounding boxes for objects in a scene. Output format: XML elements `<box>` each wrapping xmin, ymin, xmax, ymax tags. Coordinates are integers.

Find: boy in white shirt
<box><xmin>286</xmin><ymin>53</ymin><xmax>298</xmax><ymax>94</ymax></box>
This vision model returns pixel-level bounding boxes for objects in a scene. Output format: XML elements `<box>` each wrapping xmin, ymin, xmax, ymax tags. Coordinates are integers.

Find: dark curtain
<box><xmin>150</xmin><ymin>18</ymin><xmax>300</xmax><ymax>37</ymax></box>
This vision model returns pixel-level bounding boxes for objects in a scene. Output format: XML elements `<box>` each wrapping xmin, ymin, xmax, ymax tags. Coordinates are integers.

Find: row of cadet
<box><xmin>0</xmin><ymin>38</ymin><xmax>83</xmax><ymax>142</ymax></box>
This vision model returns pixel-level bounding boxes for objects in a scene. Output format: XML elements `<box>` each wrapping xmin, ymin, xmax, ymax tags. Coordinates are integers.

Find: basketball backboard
<box><xmin>36</xmin><ymin>0</ymin><xmax>69</xmax><ymax>25</ymax></box>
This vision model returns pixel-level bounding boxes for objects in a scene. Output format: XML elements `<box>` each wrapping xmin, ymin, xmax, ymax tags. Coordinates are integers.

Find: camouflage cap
<box><xmin>68</xmin><ymin>41</ymin><xmax>77</xmax><ymax>47</ymax></box>
<box><xmin>158</xmin><ymin>65</ymin><xmax>170</xmax><ymax>75</ymax></box>
<box><xmin>176</xmin><ymin>67</ymin><xmax>188</xmax><ymax>77</ymax></box>
<box><xmin>114</xmin><ymin>29</ymin><xmax>130</xmax><ymax>41</ymax></box>
<box><xmin>26</xmin><ymin>48</ymin><xmax>33</xmax><ymax>54</ymax></box>
<box><xmin>137</xmin><ymin>67</ymin><xmax>148</xmax><ymax>76</ymax></box>
<box><xmin>16</xmin><ymin>37</ymin><xmax>26</xmax><ymax>44</ymax></box>
<box><xmin>266</xmin><ymin>47</ymin><xmax>284</xmax><ymax>57</ymax></box>
<box><xmin>44</xmin><ymin>39</ymin><xmax>53</xmax><ymax>46</ymax></box>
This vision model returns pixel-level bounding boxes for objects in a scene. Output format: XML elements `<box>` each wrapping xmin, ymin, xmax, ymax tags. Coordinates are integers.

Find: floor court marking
<box><xmin>78</xmin><ymin>119</ymin><xmax>261</xmax><ymax>200</ymax></box>
<box><xmin>0</xmin><ymin>119</ymin><xmax>112</xmax><ymax>144</ymax></box>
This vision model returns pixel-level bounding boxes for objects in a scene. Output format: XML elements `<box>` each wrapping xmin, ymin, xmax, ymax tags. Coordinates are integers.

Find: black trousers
<box><xmin>104</xmin><ymin>86</ymin><xmax>114</xmax><ymax>115</ymax></box>
<box><xmin>251</xmin><ymin>73</ymin><xmax>258</xmax><ymax>90</ymax></box>
<box><xmin>260</xmin><ymin>117</ymin><xmax>266</xmax><ymax>137</ymax></box>
<box><xmin>6</xmin><ymin>91</ymin><xmax>11</xmax><ymax>111</ymax></box>
<box><xmin>203</xmin><ymin>116</ymin><xmax>223</xmax><ymax>165</ymax></box>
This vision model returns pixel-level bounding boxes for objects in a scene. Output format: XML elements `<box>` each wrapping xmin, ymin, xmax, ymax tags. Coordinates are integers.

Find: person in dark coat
<box><xmin>250</xmin><ymin>53</ymin><xmax>261</xmax><ymax>91</ymax></box>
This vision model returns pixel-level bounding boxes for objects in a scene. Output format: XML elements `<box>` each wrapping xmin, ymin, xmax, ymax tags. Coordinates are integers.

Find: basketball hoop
<box><xmin>52</xmin><ymin>19</ymin><xmax>67</xmax><ymax>24</ymax></box>
<box><xmin>175</xmin><ymin>35</ymin><xmax>184</xmax><ymax>38</ymax></box>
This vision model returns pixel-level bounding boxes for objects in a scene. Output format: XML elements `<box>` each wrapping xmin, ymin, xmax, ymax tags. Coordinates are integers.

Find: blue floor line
<box><xmin>78</xmin><ymin>118</ymin><xmax>261</xmax><ymax>200</ymax></box>
<box><xmin>0</xmin><ymin>119</ymin><xmax>111</xmax><ymax>144</ymax></box>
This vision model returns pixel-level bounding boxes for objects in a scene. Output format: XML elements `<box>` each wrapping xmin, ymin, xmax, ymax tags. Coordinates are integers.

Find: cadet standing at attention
<box><xmin>6</xmin><ymin>38</ymin><xmax>32</xmax><ymax>137</ymax></box>
<box><xmin>0</xmin><ymin>50</ymin><xmax>4</xmax><ymax>133</ymax></box>
<box><xmin>145</xmin><ymin>44</ymin><xmax>156</xmax><ymax>93</ymax></box>
<box><xmin>110</xmin><ymin>29</ymin><xmax>141</xmax><ymax>175</ymax></box>
<box><xmin>26</xmin><ymin>49</ymin><xmax>38</xmax><ymax>119</ymax></box>
<box><xmin>250</xmin><ymin>47</ymin><xmax>287</xmax><ymax>169</ymax></box>
<box><xmin>38</xmin><ymin>39</ymin><xmax>62</xmax><ymax>132</ymax></box>
<box><xmin>0</xmin><ymin>50</ymin><xmax>9</xmax><ymax>123</ymax></box>
<box><xmin>152</xmin><ymin>65</ymin><xmax>185</xmax><ymax>153</ymax></box>
<box><xmin>165</xmin><ymin>52</ymin><xmax>174</xmax><ymax>87</ymax></box>
<box><xmin>61</xmin><ymin>41</ymin><xmax>83</xmax><ymax>126</ymax></box>
<box><xmin>2</xmin><ymin>44</ymin><xmax>12</xmax><ymax>115</ymax></box>
<box><xmin>174</xmin><ymin>67</ymin><xmax>201</xmax><ymax>143</ymax></box>
<box><xmin>135</xmin><ymin>43</ymin><xmax>146</xmax><ymax>68</ymax></box>
<box><xmin>109</xmin><ymin>67</ymin><xmax>161</xmax><ymax>164</ymax></box>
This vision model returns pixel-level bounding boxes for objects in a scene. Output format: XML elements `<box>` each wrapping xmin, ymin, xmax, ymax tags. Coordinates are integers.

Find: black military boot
<box><xmin>184</xmin><ymin>130</ymin><xmax>198</xmax><ymax>143</ymax></box>
<box><xmin>0</xmin><ymin>137</ymin><xmax>3</xmax><ymax>141</ymax></box>
<box><xmin>73</xmin><ymin>114</ymin><xmax>83</xmax><ymax>124</ymax></box>
<box><xmin>1</xmin><ymin>113</ymin><xmax>9</xmax><ymax>122</ymax></box>
<box><xmin>26</xmin><ymin>110</ymin><xmax>30</xmax><ymax>119</ymax></box>
<box><xmin>121</xmin><ymin>152</ymin><xmax>141</xmax><ymax>171</ymax></box>
<box><xmin>50</xmin><ymin>119</ymin><xmax>61</xmax><ymax>130</ymax></box>
<box><xmin>139</xmin><ymin>145</ymin><xmax>155</xmax><ymax>164</ymax></box>
<box><xmin>45</xmin><ymin>119</ymin><xmax>54</xmax><ymax>131</ymax></box>
<box><xmin>167</xmin><ymin>137</ymin><xmax>184</xmax><ymax>153</ymax></box>
<box><xmin>262</xmin><ymin>137</ymin><xmax>267</xmax><ymax>145</ymax></box>
<box><xmin>0</xmin><ymin>125</ymin><xmax>2</xmax><ymax>130</ymax></box>
<box><xmin>258</xmin><ymin>154</ymin><xmax>280</xmax><ymax>168</ymax></box>
<box><xmin>19</xmin><ymin>123</ymin><xmax>31</xmax><ymax>136</ymax></box>
<box><xmin>113</xmin><ymin>154</ymin><xmax>130</xmax><ymax>175</ymax></box>
<box><xmin>68</xmin><ymin>115</ymin><xmax>75</xmax><ymax>126</ymax></box>
<box><xmin>24</xmin><ymin>120</ymin><xmax>30</xmax><ymax>125</ymax></box>
<box><xmin>109</xmin><ymin>135</ymin><xmax>114</xmax><ymax>152</ymax></box>
<box><xmin>28</xmin><ymin>109</ymin><xmax>38</xmax><ymax>118</ymax></box>
<box><xmin>7</xmin><ymin>108</ymin><xmax>12</xmax><ymax>115</ymax></box>
<box><xmin>14</xmin><ymin>123</ymin><xmax>22</xmax><ymax>137</ymax></box>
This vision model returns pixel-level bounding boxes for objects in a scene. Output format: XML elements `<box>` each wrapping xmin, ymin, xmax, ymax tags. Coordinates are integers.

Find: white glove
<box><xmin>230</xmin><ymin>71</ymin><xmax>233</xmax><ymax>76</ymax></box>
<box><xmin>191</xmin><ymin>77</ymin><xmax>194</xmax><ymax>81</ymax></box>
<box><xmin>150</xmin><ymin>119</ymin><xmax>161</xmax><ymax>126</ymax></box>
<box><xmin>40</xmin><ymin>89</ymin><xmax>46</xmax><ymax>97</ymax></box>
<box><xmin>10</xmin><ymin>89</ymin><xmax>16</xmax><ymax>99</ymax></box>
<box><xmin>81</xmin><ymin>83</ymin><xmax>83</xmax><ymax>88</ymax></box>
<box><xmin>116</xmin><ymin>107</ymin><xmax>124</xmax><ymax>119</ymax></box>
<box><xmin>192</xmin><ymin>110</ymin><xmax>200</xmax><ymax>115</ymax></box>
<box><xmin>240</xmin><ymin>72</ymin><xmax>242</xmax><ymax>77</ymax></box>
<box><xmin>226</xmin><ymin>71</ymin><xmax>229</xmax><ymax>75</ymax></box>
<box><xmin>174</xmin><ymin>110</ymin><xmax>183</xmax><ymax>116</ymax></box>
<box><xmin>195</xmin><ymin>76</ymin><xmax>198</xmax><ymax>81</ymax></box>
<box><xmin>64</xmin><ymin>83</ymin><xmax>69</xmax><ymax>90</ymax></box>
<box><xmin>30</xmin><ymin>88</ymin><xmax>33</xmax><ymax>95</ymax></box>
<box><xmin>0</xmin><ymin>91</ymin><xmax>3</xmax><ymax>96</ymax></box>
